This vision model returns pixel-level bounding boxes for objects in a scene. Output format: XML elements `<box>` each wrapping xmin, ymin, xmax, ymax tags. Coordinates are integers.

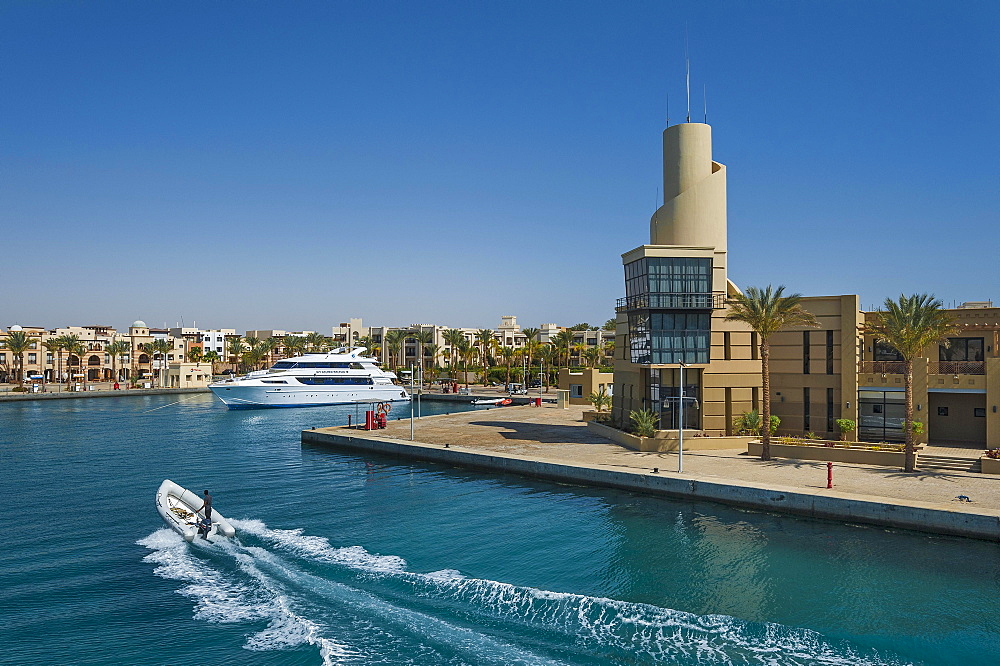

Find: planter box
<box><xmin>981</xmin><ymin>456</ymin><xmax>1000</xmax><ymax>475</ymax></box>
<box><xmin>748</xmin><ymin>441</ymin><xmax>908</xmax><ymax>467</ymax></box>
<box><xmin>586</xmin><ymin>421</ymin><xmax>750</xmax><ymax>453</ymax></box>
<box><xmin>582</xmin><ymin>410</ymin><xmax>610</xmax><ymax>423</ymax></box>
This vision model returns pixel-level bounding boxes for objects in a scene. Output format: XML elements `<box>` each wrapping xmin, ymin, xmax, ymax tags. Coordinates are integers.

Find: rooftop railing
<box><xmin>616</xmin><ymin>292</ymin><xmax>726</xmax><ymax>312</ymax></box>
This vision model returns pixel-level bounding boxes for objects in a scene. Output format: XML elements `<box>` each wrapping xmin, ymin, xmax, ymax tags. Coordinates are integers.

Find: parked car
<box><xmin>507</xmin><ymin>383</ymin><xmax>528</xmax><ymax>395</ymax></box>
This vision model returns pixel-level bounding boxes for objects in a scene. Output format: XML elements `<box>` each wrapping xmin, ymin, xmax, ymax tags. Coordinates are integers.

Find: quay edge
<box><xmin>302</xmin><ymin>427</ymin><xmax>1000</xmax><ymax>543</ymax></box>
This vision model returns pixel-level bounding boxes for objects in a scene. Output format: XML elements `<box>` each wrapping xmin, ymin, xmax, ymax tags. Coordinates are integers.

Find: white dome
<box><xmin>131</xmin><ymin>320</ymin><xmax>147</xmax><ymax>328</ymax></box>
<box><xmin>9</xmin><ymin>324</ymin><xmax>22</xmax><ymax>331</ymax></box>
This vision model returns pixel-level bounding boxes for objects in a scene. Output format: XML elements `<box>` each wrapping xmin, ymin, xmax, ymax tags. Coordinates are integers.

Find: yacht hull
<box><xmin>209</xmin><ymin>384</ymin><xmax>411</xmax><ymax>409</ymax></box>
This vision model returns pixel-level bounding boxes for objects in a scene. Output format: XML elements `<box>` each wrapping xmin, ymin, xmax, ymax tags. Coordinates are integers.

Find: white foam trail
<box><xmin>231</xmin><ymin>538</ymin><xmax>564</xmax><ymax>665</ymax></box>
<box><xmin>236</xmin><ymin>521</ymin><xmax>911</xmax><ymax>666</ymax></box>
<box><xmin>235</xmin><ymin>519</ymin><xmax>407</xmax><ymax>572</ymax></box>
<box><xmin>138</xmin><ymin>529</ymin><xmax>356</xmax><ymax>665</ymax></box>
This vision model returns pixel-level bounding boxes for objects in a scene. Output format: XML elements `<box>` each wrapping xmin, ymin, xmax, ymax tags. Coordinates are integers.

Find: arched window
<box><xmin>139</xmin><ymin>354</ymin><xmax>150</xmax><ymax>364</ymax></box>
<box><xmin>88</xmin><ymin>355</ymin><xmax>101</xmax><ymax>366</ymax></box>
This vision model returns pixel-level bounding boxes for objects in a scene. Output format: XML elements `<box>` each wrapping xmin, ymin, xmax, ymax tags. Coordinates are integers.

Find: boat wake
<box><xmin>138</xmin><ymin>521</ymin><xmax>912</xmax><ymax>666</ymax></box>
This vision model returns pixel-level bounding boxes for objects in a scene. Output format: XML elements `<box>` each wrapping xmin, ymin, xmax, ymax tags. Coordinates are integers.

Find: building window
<box><xmin>940</xmin><ymin>338</ymin><xmax>984</xmax><ymax>362</ymax></box>
<box><xmin>724</xmin><ymin>331</ymin><xmax>731</xmax><ymax>360</ymax></box>
<box><xmin>974</xmin><ymin>408</ymin><xmax>986</xmax><ymax>418</ymax></box>
<box><xmin>874</xmin><ymin>340</ymin><xmax>903</xmax><ymax>361</ymax></box>
<box><xmin>751</xmin><ymin>332</ymin><xmax>759</xmax><ymax>360</ymax></box>
<box><xmin>826</xmin><ymin>330</ymin><xmax>834</xmax><ymax>375</ymax></box>
<box><xmin>570</xmin><ymin>384</ymin><xmax>583</xmax><ymax>398</ymax></box>
<box><xmin>803</xmin><ymin>331</ymin><xmax>810</xmax><ymax>374</ymax></box>
<box><xmin>937</xmin><ymin>407</ymin><xmax>949</xmax><ymax>417</ymax></box>
<box><xmin>803</xmin><ymin>387</ymin><xmax>810</xmax><ymax>431</ymax></box>
<box><xmin>28</xmin><ymin>353</ymin><xmax>37</xmax><ymax>364</ymax></box>
<box><xmin>827</xmin><ymin>388</ymin><xmax>835</xmax><ymax>433</ymax></box>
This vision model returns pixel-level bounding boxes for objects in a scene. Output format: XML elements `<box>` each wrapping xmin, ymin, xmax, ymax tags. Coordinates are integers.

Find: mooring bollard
<box><xmin>827</xmin><ymin>461</ymin><xmax>833</xmax><ymax>489</ymax></box>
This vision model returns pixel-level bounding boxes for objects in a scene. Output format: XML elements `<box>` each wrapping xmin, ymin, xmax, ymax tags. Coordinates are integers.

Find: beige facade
<box><xmin>609</xmin><ymin>120</ymin><xmax>997</xmax><ymax>448</ymax></box>
<box><xmin>165</xmin><ymin>362</ymin><xmax>213</xmax><ymax>388</ymax></box>
<box><xmin>558</xmin><ymin>368</ymin><xmax>614</xmax><ymax>405</ymax></box>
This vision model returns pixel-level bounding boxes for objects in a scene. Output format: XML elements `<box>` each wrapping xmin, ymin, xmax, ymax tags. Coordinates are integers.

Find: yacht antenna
<box><xmin>685</xmin><ymin>27</ymin><xmax>691</xmax><ymax>123</ymax></box>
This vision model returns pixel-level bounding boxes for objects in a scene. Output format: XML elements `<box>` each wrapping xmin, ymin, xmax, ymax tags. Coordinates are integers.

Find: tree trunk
<box><xmin>760</xmin><ymin>342</ymin><xmax>771</xmax><ymax>461</ymax></box>
<box><xmin>904</xmin><ymin>360</ymin><xmax>916</xmax><ymax>472</ymax></box>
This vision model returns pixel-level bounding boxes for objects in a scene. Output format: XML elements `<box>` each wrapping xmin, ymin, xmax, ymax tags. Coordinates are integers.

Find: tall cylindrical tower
<box><xmin>649</xmin><ymin>122</ymin><xmax>727</xmax><ymax>250</ymax></box>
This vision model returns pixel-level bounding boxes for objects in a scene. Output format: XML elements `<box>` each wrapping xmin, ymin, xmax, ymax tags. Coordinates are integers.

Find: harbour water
<box><xmin>2</xmin><ymin>393</ymin><xmax>999</xmax><ymax>665</ymax></box>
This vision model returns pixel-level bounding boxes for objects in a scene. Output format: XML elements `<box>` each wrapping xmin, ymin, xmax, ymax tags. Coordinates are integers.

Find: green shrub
<box><xmin>835</xmin><ymin>418</ymin><xmax>856</xmax><ymax>441</ymax></box>
<box><xmin>629</xmin><ymin>409</ymin><xmax>657</xmax><ymax>437</ymax></box>
<box><xmin>588</xmin><ymin>387</ymin><xmax>612</xmax><ymax>412</ymax></box>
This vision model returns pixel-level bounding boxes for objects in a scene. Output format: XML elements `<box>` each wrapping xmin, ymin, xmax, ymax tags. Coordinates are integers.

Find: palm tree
<box><xmin>583</xmin><ymin>346</ymin><xmax>602</xmax><ymax>368</ymax></box>
<box><xmin>458</xmin><ymin>338</ymin><xmax>476</xmax><ymax>387</ymax></box>
<box><xmin>105</xmin><ymin>340</ymin><xmax>131</xmax><ymax>383</ymax></box>
<box><xmin>475</xmin><ymin>329</ymin><xmax>494</xmax><ymax>385</ymax></box>
<box><xmin>2</xmin><ymin>330</ymin><xmax>35</xmax><ymax>390</ymax></box>
<box><xmin>187</xmin><ymin>345</ymin><xmax>204</xmax><ymax>365</ymax></box>
<box><xmin>147</xmin><ymin>338</ymin><xmax>173</xmax><ymax>388</ymax></box>
<box><xmin>424</xmin><ymin>343</ymin><xmax>441</xmax><ymax>378</ymax></box>
<box><xmin>68</xmin><ymin>340</ymin><xmax>88</xmax><ymax>390</ymax></box>
<box><xmin>552</xmin><ymin>329</ymin><xmax>574</xmax><ymax>370</ymax></box>
<box><xmin>863</xmin><ymin>294</ymin><xmax>958</xmax><ymax>472</ymax></box>
<box><xmin>283</xmin><ymin>335</ymin><xmax>306</xmax><ymax>359</ymax></box>
<box><xmin>443</xmin><ymin>329</ymin><xmax>465</xmax><ymax>377</ymax></box>
<box><xmin>384</xmin><ymin>329</ymin><xmax>406</xmax><ymax>370</ymax></box>
<box><xmin>305</xmin><ymin>332</ymin><xmax>330</xmax><ymax>352</ymax></box>
<box><xmin>411</xmin><ymin>330</ymin><xmax>434</xmax><ymax>375</ymax></box>
<box><xmin>498</xmin><ymin>345</ymin><xmax>515</xmax><ymax>387</ymax></box>
<box><xmin>42</xmin><ymin>337</ymin><xmax>64</xmax><ymax>386</ymax></box>
<box><xmin>60</xmin><ymin>334</ymin><xmax>80</xmax><ymax>389</ymax></box>
<box><xmin>203</xmin><ymin>350</ymin><xmax>221</xmax><ymax>376</ymax></box>
<box><xmin>726</xmin><ymin>285</ymin><xmax>819</xmax><ymax>461</ymax></box>
<box><xmin>227</xmin><ymin>337</ymin><xmax>246</xmax><ymax>375</ymax></box>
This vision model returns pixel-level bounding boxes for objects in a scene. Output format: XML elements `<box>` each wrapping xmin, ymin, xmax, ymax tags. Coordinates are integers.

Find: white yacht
<box><xmin>208</xmin><ymin>347</ymin><xmax>410</xmax><ymax>409</ymax></box>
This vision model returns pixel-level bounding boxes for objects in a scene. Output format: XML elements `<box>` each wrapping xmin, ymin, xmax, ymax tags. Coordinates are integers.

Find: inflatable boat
<box><xmin>155</xmin><ymin>479</ymin><xmax>236</xmax><ymax>542</ymax></box>
<box><xmin>471</xmin><ymin>397</ymin><xmax>513</xmax><ymax>406</ymax></box>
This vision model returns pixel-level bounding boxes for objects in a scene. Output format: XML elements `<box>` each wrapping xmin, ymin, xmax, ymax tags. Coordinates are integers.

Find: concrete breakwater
<box><xmin>302</xmin><ymin>427</ymin><xmax>1000</xmax><ymax>542</ymax></box>
<box><xmin>0</xmin><ymin>387</ymin><xmax>210</xmax><ymax>402</ymax></box>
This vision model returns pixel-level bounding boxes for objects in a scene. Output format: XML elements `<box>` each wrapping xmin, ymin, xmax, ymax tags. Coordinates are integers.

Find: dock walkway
<box><xmin>303</xmin><ymin>403</ymin><xmax>1000</xmax><ymax>541</ymax></box>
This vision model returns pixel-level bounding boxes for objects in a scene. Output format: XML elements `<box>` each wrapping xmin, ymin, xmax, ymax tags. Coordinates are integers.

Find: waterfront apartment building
<box><xmin>610</xmin><ymin>119</ymin><xmax>999</xmax><ymax>448</ymax></box>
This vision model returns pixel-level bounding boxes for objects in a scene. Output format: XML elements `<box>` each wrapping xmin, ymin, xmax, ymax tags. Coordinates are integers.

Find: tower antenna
<box><xmin>703</xmin><ymin>84</ymin><xmax>708</xmax><ymax>124</ymax></box>
<box><xmin>685</xmin><ymin>25</ymin><xmax>691</xmax><ymax>123</ymax></box>
<box><xmin>665</xmin><ymin>92</ymin><xmax>670</xmax><ymax>127</ymax></box>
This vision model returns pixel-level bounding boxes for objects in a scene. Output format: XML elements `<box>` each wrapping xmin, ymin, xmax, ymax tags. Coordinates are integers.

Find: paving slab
<box><xmin>332</xmin><ymin>403</ymin><xmax>1000</xmax><ymax>514</ymax></box>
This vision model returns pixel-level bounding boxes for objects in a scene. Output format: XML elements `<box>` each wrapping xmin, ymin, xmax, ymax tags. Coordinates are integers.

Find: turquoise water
<box><xmin>2</xmin><ymin>393</ymin><xmax>998</xmax><ymax>665</ymax></box>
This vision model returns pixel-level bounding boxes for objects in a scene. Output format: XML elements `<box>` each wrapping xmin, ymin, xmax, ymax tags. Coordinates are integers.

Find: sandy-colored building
<box><xmin>611</xmin><ymin>121</ymin><xmax>762</xmax><ymax>435</ymax></box>
<box><xmin>610</xmin><ymin>119</ymin><xmax>998</xmax><ymax>449</ymax></box>
<box><xmin>559</xmin><ymin>368</ymin><xmax>614</xmax><ymax>405</ymax></box>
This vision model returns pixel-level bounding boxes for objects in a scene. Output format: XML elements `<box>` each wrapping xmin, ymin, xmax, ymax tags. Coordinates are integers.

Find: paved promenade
<box><xmin>321</xmin><ymin>403</ymin><xmax>1000</xmax><ymax>514</ymax></box>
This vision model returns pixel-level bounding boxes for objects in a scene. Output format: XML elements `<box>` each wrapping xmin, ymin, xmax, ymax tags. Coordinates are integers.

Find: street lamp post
<box><xmin>675</xmin><ymin>362</ymin><xmax>698</xmax><ymax>473</ymax></box>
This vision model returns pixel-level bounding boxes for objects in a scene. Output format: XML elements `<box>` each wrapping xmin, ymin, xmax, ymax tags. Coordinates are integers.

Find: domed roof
<box><xmin>9</xmin><ymin>324</ymin><xmax>22</xmax><ymax>331</ymax></box>
<box><xmin>131</xmin><ymin>320</ymin><xmax>147</xmax><ymax>328</ymax></box>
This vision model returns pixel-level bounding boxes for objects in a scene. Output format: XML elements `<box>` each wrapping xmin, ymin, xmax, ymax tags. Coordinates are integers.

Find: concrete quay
<box><xmin>0</xmin><ymin>387</ymin><xmax>210</xmax><ymax>402</ymax></box>
<box><xmin>303</xmin><ymin>403</ymin><xmax>1000</xmax><ymax>542</ymax></box>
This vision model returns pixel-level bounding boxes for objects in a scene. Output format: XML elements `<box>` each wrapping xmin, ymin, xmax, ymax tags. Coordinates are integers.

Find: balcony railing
<box><xmin>860</xmin><ymin>360</ymin><xmax>986</xmax><ymax>375</ymax></box>
<box><xmin>616</xmin><ymin>292</ymin><xmax>725</xmax><ymax>312</ymax></box>
<box><xmin>931</xmin><ymin>361</ymin><xmax>985</xmax><ymax>375</ymax></box>
<box><xmin>860</xmin><ymin>361</ymin><xmax>907</xmax><ymax>375</ymax></box>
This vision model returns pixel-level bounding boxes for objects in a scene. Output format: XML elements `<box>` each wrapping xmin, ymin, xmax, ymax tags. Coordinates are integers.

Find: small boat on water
<box><xmin>155</xmin><ymin>479</ymin><xmax>235</xmax><ymax>542</ymax></box>
<box><xmin>471</xmin><ymin>397</ymin><xmax>513</xmax><ymax>406</ymax></box>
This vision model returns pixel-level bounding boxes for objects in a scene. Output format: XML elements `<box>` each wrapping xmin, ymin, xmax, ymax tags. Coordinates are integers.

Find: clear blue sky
<box><xmin>3</xmin><ymin>1</ymin><xmax>997</xmax><ymax>332</ymax></box>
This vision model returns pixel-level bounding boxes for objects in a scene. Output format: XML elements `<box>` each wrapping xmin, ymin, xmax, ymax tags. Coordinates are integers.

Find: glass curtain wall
<box><xmin>858</xmin><ymin>390</ymin><xmax>905</xmax><ymax>442</ymax></box>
